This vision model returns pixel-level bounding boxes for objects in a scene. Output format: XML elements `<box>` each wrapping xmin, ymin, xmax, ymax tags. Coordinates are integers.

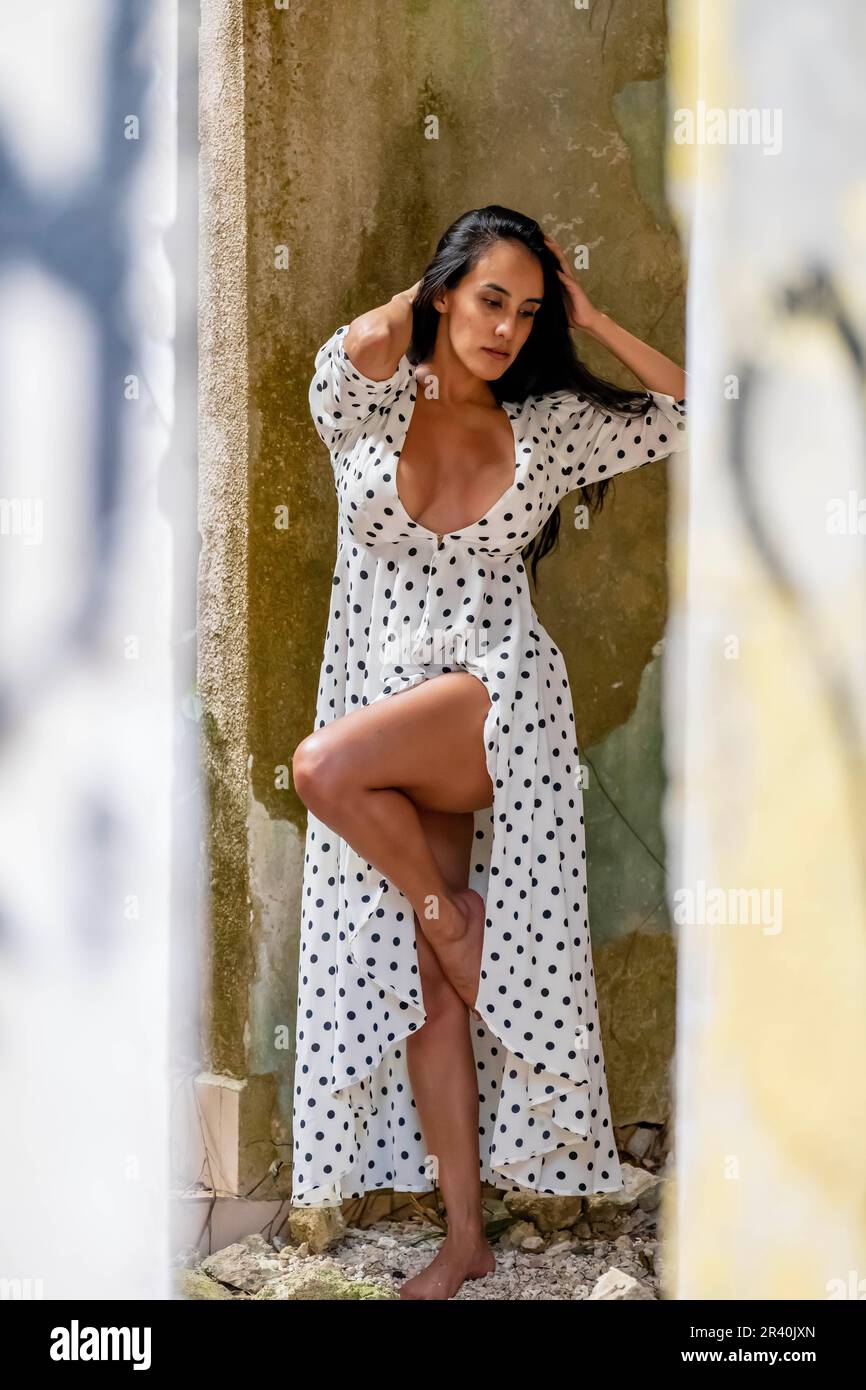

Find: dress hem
<box><xmin>289</xmin><ymin>1168</ymin><xmax>626</xmax><ymax>1210</ymax></box>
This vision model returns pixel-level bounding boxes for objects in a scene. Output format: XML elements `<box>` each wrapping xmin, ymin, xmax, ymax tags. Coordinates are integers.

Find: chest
<box><xmin>396</xmin><ymin>395</ymin><xmax>517</xmax><ymax>535</ymax></box>
<box><xmin>335</xmin><ymin>390</ymin><xmax>553</xmax><ymax>558</ymax></box>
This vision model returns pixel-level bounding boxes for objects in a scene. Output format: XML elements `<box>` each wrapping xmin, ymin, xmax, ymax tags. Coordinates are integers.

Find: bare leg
<box><xmin>400</xmin><ymin>807</ymin><xmax>495</xmax><ymax>1299</ymax></box>
<box><xmin>292</xmin><ymin>673</ymin><xmax>492</xmax><ymax>1014</ymax></box>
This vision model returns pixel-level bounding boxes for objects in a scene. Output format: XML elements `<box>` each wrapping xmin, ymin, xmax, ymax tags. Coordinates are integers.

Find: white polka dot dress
<box><xmin>291</xmin><ymin>323</ymin><xmax>688</xmax><ymax>1208</ymax></box>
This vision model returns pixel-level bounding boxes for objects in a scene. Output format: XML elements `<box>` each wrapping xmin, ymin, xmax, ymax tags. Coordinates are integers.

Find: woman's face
<box><xmin>433</xmin><ymin>238</ymin><xmax>546</xmax><ymax>380</ymax></box>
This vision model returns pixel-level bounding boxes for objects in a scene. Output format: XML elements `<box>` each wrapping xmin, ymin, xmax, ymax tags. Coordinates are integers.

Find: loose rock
<box><xmin>520</xmin><ymin>1234</ymin><xmax>545</xmax><ymax>1253</ymax></box>
<box><xmin>503</xmin><ymin>1190</ymin><xmax>584</xmax><ymax>1233</ymax></box>
<box><xmin>589</xmin><ymin>1266</ymin><xmax>656</xmax><ymax>1301</ymax></box>
<box><xmin>285</xmin><ymin>1205</ymin><xmax>346</xmax><ymax>1253</ymax></box>
<box><xmin>199</xmin><ymin>1234</ymin><xmax>283</xmax><ymax>1295</ymax></box>
<box><xmin>175</xmin><ymin>1269</ymin><xmax>235</xmax><ymax>1300</ymax></box>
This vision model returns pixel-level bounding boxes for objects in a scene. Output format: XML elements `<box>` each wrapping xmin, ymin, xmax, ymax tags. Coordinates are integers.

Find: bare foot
<box><xmin>434</xmin><ymin>888</ymin><xmax>485</xmax><ymax>1020</ymax></box>
<box><xmin>398</xmin><ymin>1233</ymin><xmax>496</xmax><ymax>1300</ymax></box>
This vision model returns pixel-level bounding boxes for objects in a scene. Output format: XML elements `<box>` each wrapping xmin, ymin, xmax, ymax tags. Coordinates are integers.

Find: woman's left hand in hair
<box><xmin>543</xmin><ymin>232</ymin><xmax>598</xmax><ymax>332</ymax></box>
<box><xmin>543</xmin><ymin>230</ymin><xmax>686</xmax><ymax>397</ymax></box>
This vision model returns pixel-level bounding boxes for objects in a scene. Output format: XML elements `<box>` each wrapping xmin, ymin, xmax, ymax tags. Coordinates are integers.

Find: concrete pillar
<box><xmin>665</xmin><ymin>0</ymin><xmax>866</xmax><ymax>1298</ymax></box>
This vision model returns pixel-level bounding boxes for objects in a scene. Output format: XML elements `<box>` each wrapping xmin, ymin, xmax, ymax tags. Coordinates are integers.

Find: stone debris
<box><xmin>502</xmin><ymin>1190</ymin><xmax>584</xmax><ymax>1233</ymax></box>
<box><xmin>255</xmin><ymin>1264</ymin><xmax>398</xmax><ymax>1300</ymax></box>
<box><xmin>589</xmin><ymin>1266</ymin><xmax>656</xmax><ymax>1301</ymax></box>
<box><xmin>178</xmin><ymin>1164</ymin><xmax>666</xmax><ymax>1301</ymax></box>
<box><xmin>285</xmin><ymin>1204</ymin><xmax>346</xmax><ymax>1253</ymax></box>
<box><xmin>621</xmin><ymin>1124</ymin><xmax>658</xmax><ymax>1163</ymax></box>
<box><xmin>198</xmin><ymin>1233</ymin><xmax>283</xmax><ymax>1294</ymax></box>
<box><xmin>519</xmin><ymin>1234</ymin><xmax>546</xmax><ymax>1253</ymax></box>
<box><xmin>174</xmin><ymin>1268</ymin><xmax>234</xmax><ymax>1300</ymax></box>
<box><xmin>504</xmin><ymin>1219</ymin><xmax>536</xmax><ymax>1248</ymax></box>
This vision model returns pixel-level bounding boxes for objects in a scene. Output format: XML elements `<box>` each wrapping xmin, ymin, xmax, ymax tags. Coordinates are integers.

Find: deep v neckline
<box><xmin>393</xmin><ymin>380</ymin><xmax>520</xmax><ymax>540</ymax></box>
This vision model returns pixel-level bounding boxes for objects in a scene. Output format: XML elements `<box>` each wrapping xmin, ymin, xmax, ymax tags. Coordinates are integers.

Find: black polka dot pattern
<box><xmin>291</xmin><ymin>325</ymin><xmax>689</xmax><ymax>1209</ymax></box>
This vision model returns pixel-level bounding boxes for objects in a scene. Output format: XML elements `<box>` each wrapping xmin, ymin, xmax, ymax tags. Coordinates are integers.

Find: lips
<box><xmin>482</xmin><ymin>347</ymin><xmax>510</xmax><ymax>359</ymax></box>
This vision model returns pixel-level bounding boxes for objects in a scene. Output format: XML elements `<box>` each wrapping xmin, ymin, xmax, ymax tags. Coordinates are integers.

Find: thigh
<box><xmin>315</xmin><ymin>671</ymin><xmax>494</xmax><ymax>814</ymax></box>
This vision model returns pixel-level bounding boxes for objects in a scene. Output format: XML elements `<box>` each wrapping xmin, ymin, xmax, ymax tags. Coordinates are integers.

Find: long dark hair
<box><xmin>407</xmin><ymin>205</ymin><xmax>652</xmax><ymax>588</ymax></box>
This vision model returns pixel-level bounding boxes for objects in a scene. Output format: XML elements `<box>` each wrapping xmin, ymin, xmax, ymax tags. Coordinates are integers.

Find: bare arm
<box><xmin>581</xmin><ymin>310</ymin><xmax>686</xmax><ymax>400</ymax></box>
<box><xmin>543</xmin><ymin>231</ymin><xmax>687</xmax><ymax>400</ymax></box>
<box><xmin>343</xmin><ymin>281</ymin><xmax>421</xmax><ymax>381</ymax></box>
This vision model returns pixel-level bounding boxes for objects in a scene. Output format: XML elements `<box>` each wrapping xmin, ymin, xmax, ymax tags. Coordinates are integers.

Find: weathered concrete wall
<box><xmin>199</xmin><ymin>0</ymin><xmax>685</xmax><ymax>1196</ymax></box>
<box><xmin>199</xmin><ymin>0</ymin><xmax>251</xmax><ymax>1089</ymax></box>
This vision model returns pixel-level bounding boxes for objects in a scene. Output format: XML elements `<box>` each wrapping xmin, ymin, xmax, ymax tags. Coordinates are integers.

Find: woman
<box><xmin>291</xmin><ymin>205</ymin><xmax>687</xmax><ymax>1299</ymax></box>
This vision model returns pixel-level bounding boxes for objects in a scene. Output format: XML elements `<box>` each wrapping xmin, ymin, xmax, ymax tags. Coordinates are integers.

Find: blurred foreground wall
<box><xmin>664</xmin><ymin>0</ymin><xmax>866</xmax><ymax>1298</ymax></box>
<box><xmin>0</xmin><ymin>0</ymin><xmax>199</xmax><ymax>1298</ymax></box>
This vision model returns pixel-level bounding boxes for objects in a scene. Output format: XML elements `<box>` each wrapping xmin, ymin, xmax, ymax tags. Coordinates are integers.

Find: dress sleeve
<box><xmin>542</xmin><ymin>387</ymin><xmax>688</xmax><ymax>494</ymax></box>
<box><xmin>308</xmin><ymin>322</ymin><xmax>416</xmax><ymax>453</ymax></box>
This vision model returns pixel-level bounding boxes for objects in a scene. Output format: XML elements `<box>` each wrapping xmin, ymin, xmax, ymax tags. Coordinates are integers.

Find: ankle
<box><xmin>444</xmin><ymin>1223</ymin><xmax>487</xmax><ymax>1250</ymax></box>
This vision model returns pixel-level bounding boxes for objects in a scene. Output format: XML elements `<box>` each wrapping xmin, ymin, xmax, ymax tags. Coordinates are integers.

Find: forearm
<box><xmin>344</xmin><ymin>291</ymin><xmax>415</xmax><ymax>381</ymax></box>
<box><xmin>582</xmin><ymin>309</ymin><xmax>687</xmax><ymax>401</ymax></box>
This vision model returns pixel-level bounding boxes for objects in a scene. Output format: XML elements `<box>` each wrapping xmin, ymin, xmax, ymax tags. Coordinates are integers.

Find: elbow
<box><xmin>343</xmin><ymin>318</ymin><xmax>396</xmax><ymax>381</ymax></box>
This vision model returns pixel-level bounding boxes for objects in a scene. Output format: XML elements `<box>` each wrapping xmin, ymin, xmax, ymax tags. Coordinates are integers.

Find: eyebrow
<box><xmin>482</xmin><ymin>281</ymin><xmax>544</xmax><ymax>305</ymax></box>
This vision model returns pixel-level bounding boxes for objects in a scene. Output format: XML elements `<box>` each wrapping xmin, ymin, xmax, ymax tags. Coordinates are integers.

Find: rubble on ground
<box><xmin>175</xmin><ymin>1162</ymin><xmax>668</xmax><ymax>1301</ymax></box>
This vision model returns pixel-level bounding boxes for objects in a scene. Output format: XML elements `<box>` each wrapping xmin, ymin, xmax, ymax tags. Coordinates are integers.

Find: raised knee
<box><xmin>292</xmin><ymin>734</ymin><xmax>349</xmax><ymax>813</ymax></box>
